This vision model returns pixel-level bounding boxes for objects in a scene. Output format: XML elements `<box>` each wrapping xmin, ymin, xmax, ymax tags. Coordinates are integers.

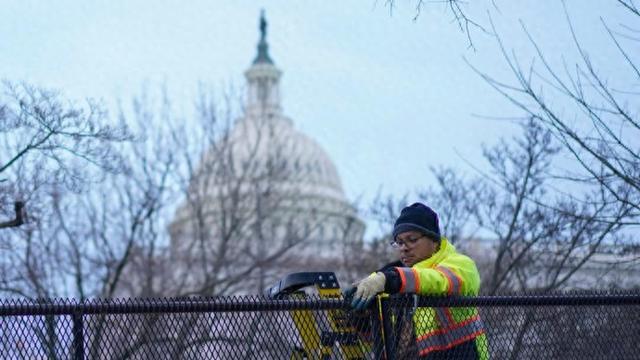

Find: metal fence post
<box><xmin>370</xmin><ymin>301</ymin><xmax>384</xmax><ymax>359</ymax></box>
<box><xmin>379</xmin><ymin>297</ymin><xmax>395</xmax><ymax>360</ymax></box>
<box><xmin>72</xmin><ymin>310</ymin><xmax>84</xmax><ymax>360</ymax></box>
<box><xmin>370</xmin><ymin>296</ymin><xmax>396</xmax><ymax>360</ymax></box>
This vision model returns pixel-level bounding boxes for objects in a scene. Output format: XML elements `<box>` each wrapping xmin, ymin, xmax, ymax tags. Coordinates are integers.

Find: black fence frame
<box><xmin>1</xmin><ymin>292</ymin><xmax>639</xmax><ymax>359</ymax></box>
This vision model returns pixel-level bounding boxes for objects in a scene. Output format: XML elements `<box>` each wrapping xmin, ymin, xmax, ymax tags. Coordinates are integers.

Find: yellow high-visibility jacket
<box><xmin>393</xmin><ymin>237</ymin><xmax>489</xmax><ymax>359</ymax></box>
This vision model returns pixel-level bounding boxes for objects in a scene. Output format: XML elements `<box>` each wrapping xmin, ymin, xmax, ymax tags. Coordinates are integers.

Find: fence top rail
<box><xmin>0</xmin><ymin>293</ymin><xmax>639</xmax><ymax>317</ymax></box>
<box><xmin>411</xmin><ymin>293</ymin><xmax>640</xmax><ymax>307</ymax></box>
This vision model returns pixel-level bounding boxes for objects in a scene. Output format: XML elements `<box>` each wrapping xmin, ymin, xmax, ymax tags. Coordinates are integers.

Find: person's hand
<box><xmin>348</xmin><ymin>272</ymin><xmax>386</xmax><ymax>310</ymax></box>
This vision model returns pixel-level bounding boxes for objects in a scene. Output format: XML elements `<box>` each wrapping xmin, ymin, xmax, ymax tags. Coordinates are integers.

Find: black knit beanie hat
<box><xmin>392</xmin><ymin>202</ymin><xmax>441</xmax><ymax>241</ymax></box>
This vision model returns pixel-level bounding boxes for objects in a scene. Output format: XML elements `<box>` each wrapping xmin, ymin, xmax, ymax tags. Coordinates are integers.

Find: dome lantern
<box><xmin>245</xmin><ymin>10</ymin><xmax>282</xmax><ymax>118</ymax></box>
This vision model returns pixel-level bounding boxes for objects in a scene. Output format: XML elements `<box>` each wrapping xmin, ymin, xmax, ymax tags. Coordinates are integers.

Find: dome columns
<box><xmin>245</xmin><ymin>64</ymin><xmax>282</xmax><ymax>117</ymax></box>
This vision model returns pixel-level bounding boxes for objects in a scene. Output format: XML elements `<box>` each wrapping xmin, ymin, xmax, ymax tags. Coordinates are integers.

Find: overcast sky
<box><xmin>2</xmin><ymin>1</ymin><xmax>634</xmax><ymax>237</ymax></box>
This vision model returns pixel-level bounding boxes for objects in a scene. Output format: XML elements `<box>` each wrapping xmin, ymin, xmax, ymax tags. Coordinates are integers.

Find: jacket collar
<box><xmin>415</xmin><ymin>236</ymin><xmax>454</xmax><ymax>268</ymax></box>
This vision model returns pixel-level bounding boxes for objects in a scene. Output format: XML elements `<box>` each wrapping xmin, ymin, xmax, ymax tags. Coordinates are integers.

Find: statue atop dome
<box><xmin>260</xmin><ymin>10</ymin><xmax>267</xmax><ymax>40</ymax></box>
<box><xmin>253</xmin><ymin>9</ymin><xmax>274</xmax><ymax>65</ymax></box>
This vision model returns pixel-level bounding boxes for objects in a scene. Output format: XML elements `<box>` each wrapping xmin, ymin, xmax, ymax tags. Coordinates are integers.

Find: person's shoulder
<box><xmin>443</xmin><ymin>250</ymin><xmax>479</xmax><ymax>267</ymax></box>
<box><xmin>377</xmin><ymin>260</ymin><xmax>404</xmax><ymax>272</ymax></box>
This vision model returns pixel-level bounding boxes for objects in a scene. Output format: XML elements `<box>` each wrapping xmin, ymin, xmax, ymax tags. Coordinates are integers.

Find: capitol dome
<box><xmin>222</xmin><ymin>113</ymin><xmax>346</xmax><ymax>202</ymax></box>
<box><xmin>168</xmin><ymin>12</ymin><xmax>364</xmax><ymax>294</ymax></box>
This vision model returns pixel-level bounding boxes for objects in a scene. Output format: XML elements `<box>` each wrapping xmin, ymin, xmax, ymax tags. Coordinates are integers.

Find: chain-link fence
<box><xmin>0</xmin><ymin>292</ymin><xmax>638</xmax><ymax>359</ymax></box>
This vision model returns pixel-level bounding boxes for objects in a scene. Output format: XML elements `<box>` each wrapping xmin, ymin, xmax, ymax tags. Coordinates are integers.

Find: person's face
<box><xmin>394</xmin><ymin>231</ymin><xmax>439</xmax><ymax>267</ymax></box>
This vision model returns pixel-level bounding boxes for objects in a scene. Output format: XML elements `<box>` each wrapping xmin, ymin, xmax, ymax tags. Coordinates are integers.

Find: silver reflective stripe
<box><xmin>416</xmin><ymin>316</ymin><xmax>485</xmax><ymax>354</ymax></box>
<box><xmin>436</xmin><ymin>266</ymin><xmax>461</xmax><ymax>294</ymax></box>
<box><xmin>397</xmin><ymin>267</ymin><xmax>418</xmax><ymax>293</ymax></box>
<box><xmin>435</xmin><ymin>307</ymin><xmax>454</xmax><ymax>327</ymax></box>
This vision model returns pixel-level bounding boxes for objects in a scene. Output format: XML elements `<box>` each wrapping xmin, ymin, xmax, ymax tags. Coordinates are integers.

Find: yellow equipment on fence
<box><xmin>266</xmin><ymin>272</ymin><xmax>383</xmax><ymax>360</ymax></box>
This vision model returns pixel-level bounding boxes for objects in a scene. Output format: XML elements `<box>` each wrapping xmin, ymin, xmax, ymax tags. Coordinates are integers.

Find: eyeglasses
<box><xmin>390</xmin><ymin>235</ymin><xmax>427</xmax><ymax>248</ymax></box>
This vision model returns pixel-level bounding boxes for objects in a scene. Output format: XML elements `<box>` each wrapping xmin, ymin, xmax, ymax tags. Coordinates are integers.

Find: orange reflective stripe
<box><xmin>416</xmin><ymin>314</ymin><xmax>485</xmax><ymax>355</ymax></box>
<box><xmin>444</xmin><ymin>308</ymin><xmax>456</xmax><ymax>325</ymax></box>
<box><xmin>435</xmin><ymin>307</ymin><xmax>456</xmax><ymax>328</ymax></box>
<box><xmin>417</xmin><ymin>314</ymin><xmax>481</xmax><ymax>341</ymax></box>
<box><xmin>438</xmin><ymin>267</ymin><xmax>453</xmax><ymax>295</ymax></box>
<box><xmin>412</xmin><ymin>268</ymin><xmax>421</xmax><ymax>294</ymax></box>
<box><xmin>418</xmin><ymin>329</ymin><xmax>485</xmax><ymax>356</ymax></box>
<box><xmin>451</xmin><ymin>270</ymin><xmax>463</xmax><ymax>292</ymax></box>
<box><xmin>395</xmin><ymin>267</ymin><xmax>419</xmax><ymax>293</ymax></box>
<box><xmin>435</xmin><ymin>266</ymin><xmax>462</xmax><ymax>295</ymax></box>
<box><xmin>397</xmin><ymin>267</ymin><xmax>407</xmax><ymax>293</ymax></box>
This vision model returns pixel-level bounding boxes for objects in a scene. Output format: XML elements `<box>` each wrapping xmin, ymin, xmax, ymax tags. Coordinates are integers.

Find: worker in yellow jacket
<box><xmin>349</xmin><ymin>202</ymin><xmax>489</xmax><ymax>359</ymax></box>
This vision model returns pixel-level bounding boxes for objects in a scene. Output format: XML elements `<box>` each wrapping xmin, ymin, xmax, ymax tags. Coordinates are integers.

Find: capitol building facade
<box><xmin>168</xmin><ymin>14</ymin><xmax>364</xmax><ymax>295</ymax></box>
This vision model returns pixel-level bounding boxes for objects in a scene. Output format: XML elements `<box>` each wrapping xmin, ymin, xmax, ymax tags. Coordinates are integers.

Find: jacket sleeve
<box><xmin>377</xmin><ymin>260</ymin><xmax>404</xmax><ymax>272</ymax></box>
<box><xmin>392</xmin><ymin>256</ymin><xmax>481</xmax><ymax>296</ymax></box>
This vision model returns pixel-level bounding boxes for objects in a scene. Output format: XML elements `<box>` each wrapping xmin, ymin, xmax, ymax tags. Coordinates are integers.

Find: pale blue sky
<box><xmin>2</xmin><ymin>1</ymin><xmax>634</xmax><ymax>237</ymax></box>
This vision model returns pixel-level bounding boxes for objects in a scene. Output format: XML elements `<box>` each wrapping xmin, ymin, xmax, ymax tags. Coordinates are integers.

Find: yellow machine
<box><xmin>266</xmin><ymin>272</ymin><xmax>378</xmax><ymax>359</ymax></box>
